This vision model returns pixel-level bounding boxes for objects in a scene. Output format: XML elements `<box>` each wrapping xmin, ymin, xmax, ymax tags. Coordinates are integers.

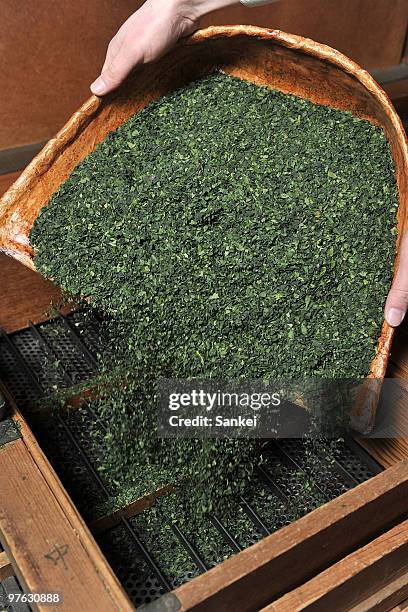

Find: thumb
<box><xmin>384</xmin><ymin>231</ymin><xmax>408</xmax><ymax>327</ymax></box>
<box><xmin>91</xmin><ymin>52</ymin><xmax>140</xmax><ymax>96</ymax></box>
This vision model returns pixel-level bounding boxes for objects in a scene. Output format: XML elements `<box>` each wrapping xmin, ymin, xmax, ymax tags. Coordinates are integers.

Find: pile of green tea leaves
<box><xmin>30</xmin><ymin>73</ymin><xmax>398</xmax><ymax>516</ymax></box>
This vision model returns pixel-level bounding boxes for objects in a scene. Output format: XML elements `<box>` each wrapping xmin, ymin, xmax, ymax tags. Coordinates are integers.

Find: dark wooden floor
<box><xmin>0</xmin><ymin>173</ymin><xmax>66</xmax><ymax>332</ymax></box>
<box><xmin>360</xmin><ymin>324</ymin><xmax>408</xmax><ymax>466</ymax></box>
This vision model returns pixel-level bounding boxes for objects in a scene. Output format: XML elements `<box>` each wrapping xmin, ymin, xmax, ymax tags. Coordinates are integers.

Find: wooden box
<box><xmin>1</xmin><ymin>27</ymin><xmax>408</xmax><ymax>611</ymax></box>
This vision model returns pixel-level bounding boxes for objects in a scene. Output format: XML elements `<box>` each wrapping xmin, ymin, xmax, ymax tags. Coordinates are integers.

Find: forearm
<box><xmin>92</xmin><ymin>0</ymin><xmax>278</xmax><ymax>96</ymax></box>
<box><xmin>177</xmin><ymin>0</ymin><xmax>240</xmax><ymax>22</ymax></box>
<box><xmin>177</xmin><ymin>0</ymin><xmax>275</xmax><ymax>22</ymax></box>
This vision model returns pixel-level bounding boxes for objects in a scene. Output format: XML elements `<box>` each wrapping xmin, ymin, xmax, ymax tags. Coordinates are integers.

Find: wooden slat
<box><xmin>391</xmin><ymin>596</ymin><xmax>408</xmax><ymax>611</ymax></box>
<box><xmin>384</xmin><ymin>78</ymin><xmax>408</xmax><ymax>116</ymax></box>
<box><xmin>357</xmin><ymin>369</ymin><xmax>408</xmax><ymax>467</ymax></box>
<box><xmin>0</xmin><ymin>439</ymin><xmax>132</xmax><ymax>611</ymax></box>
<box><xmin>359</xmin><ymin>438</ymin><xmax>408</xmax><ymax>469</ymax></box>
<box><xmin>0</xmin><ymin>384</ymin><xmax>132</xmax><ymax>612</ymax></box>
<box><xmin>171</xmin><ymin>461</ymin><xmax>408</xmax><ymax>612</ymax></box>
<box><xmin>0</xmin><ymin>550</ymin><xmax>13</xmax><ymax>580</ymax></box>
<box><xmin>0</xmin><ymin>252</ymin><xmax>75</xmax><ymax>333</ymax></box>
<box><xmin>348</xmin><ymin>572</ymin><xmax>408</xmax><ymax>612</ymax></box>
<box><xmin>0</xmin><ymin>142</ymin><xmax>46</xmax><ymax>175</ymax></box>
<box><xmin>202</xmin><ymin>0</ymin><xmax>408</xmax><ymax>69</ymax></box>
<box><xmin>90</xmin><ymin>485</ymin><xmax>175</xmax><ymax>536</ymax></box>
<box><xmin>261</xmin><ymin>518</ymin><xmax>408</xmax><ymax>611</ymax></box>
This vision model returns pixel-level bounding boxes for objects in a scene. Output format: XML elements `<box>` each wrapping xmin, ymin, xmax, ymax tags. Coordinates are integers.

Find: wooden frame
<box><xmin>0</xmin><ymin>385</ymin><xmax>133</xmax><ymax>612</ymax></box>
<box><xmin>166</xmin><ymin>460</ymin><xmax>408</xmax><ymax>611</ymax></box>
<box><xmin>0</xmin><ymin>551</ymin><xmax>13</xmax><ymax>581</ymax></box>
<box><xmin>4</xmin><ymin>380</ymin><xmax>408</xmax><ymax>612</ymax></box>
<box><xmin>261</xmin><ymin>519</ymin><xmax>408</xmax><ymax>611</ymax></box>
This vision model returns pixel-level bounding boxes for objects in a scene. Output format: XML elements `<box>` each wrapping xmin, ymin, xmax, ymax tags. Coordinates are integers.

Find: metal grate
<box><xmin>97</xmin><ymin>526</ymin><xmax>166</xmax><ymax>606</ymax></box>
<box><xmin>0</xmin><ymin>311</ymin><xmax>104</xmax><ymax>407</ymax></box>
<box><xmin>0</xmin><ymin>311</ymin><xmax>383</xmax><ymax>607</ymax></box>
<box><xmin>0</xmin><ymin>576</ymin><xmax>32</xmax><ymax>612</ymax></box>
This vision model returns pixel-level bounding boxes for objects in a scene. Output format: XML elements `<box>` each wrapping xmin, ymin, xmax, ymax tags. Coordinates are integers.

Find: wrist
<box><xmin>172</xmin><ymin>0</ymin><xmax>240</xmax><ymax>23</ymax></box>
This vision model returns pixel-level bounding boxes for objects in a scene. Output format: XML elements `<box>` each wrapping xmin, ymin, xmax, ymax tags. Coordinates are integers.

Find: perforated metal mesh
<box><xmin>97</xmin><ymin>525</ymin><xmax>166</xmax><ymax>607</ymax></box>
<box><xmin>276</xmin><ymin>438</ymin><xmax>351</xmax><ymax>497</ymax></box>
<box><xmin>0</xmin><ymin>311</ymin><xmax>103</xmax><ymax>406</ymax></box>
<box><xmin>37</xmin><ymin>322</ymin><xmax>94</xmax><ymax>385</ymax></box>
<box><xmin>339</xmin><ymin>439</ymin><xmax>382</xmax><ymax>481</ymax></box>
<box><xmin>32</xmin><ymin>414</ymin><xmax>107</xmax><ymax>520</ymax></box>
<box><xmin>0</xmin><ymin>338</ymin><xmax>38</xmax><ymax>406</ymax></box>
<box><xmin>0</xmin><ymin>576</ymin><xmax>31</xmax><ymax>612</ymax></box>
<box><xmin>0</xmin><ymin>312</ymin><xmax>383</xmax><ymax>608</ymax></box>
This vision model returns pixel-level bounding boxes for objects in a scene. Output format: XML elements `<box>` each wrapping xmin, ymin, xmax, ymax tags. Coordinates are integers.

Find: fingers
<box><xmin>101</xmin><ymin>45</ymin><xmax>114</xmax><ymax>75</ymax></box>
<box><xmin>90</xmin><ymin>0</ymin><xmax>199</xmax><ymax>97</ymax></box>
<box><xmin>91</xmin><ymin>44</ymin><xmax>141</xmax><ymax>96</ymax></box>
<box><xmin>385</xmin><ymin>231</ymin><xmax>408</xmax><ymax>327</ymax></box>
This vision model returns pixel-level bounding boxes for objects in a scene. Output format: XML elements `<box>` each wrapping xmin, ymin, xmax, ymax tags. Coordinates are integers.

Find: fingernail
<box><xmin>387</xmin><ymin>307</ymin><xmax>405</xmax><ymax>327</ymax></box>
<box><xmin>91</xmin><ymin>77</ymin><xmax>106</xmax><ymax>95</ymax></box>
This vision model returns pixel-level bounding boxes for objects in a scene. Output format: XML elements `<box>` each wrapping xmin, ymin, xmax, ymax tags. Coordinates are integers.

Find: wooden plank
<box><xmin>372</xmin><ymin>64</ymin><xmax>408</xmax><ymax>86</ymax></box>
<box><xmin>356</xmin><ymin>368</ymin><xmax>408</xmax><ymax>467</ymax></box>
<box><xmin>0</xmin><ymin>1</ymin><xmax>406</xmax><ymax>154</ymax></box>
<box><xmin>0</xmin><ymin>142</ymin><xmax>46</xmax><ymax>175</ymax></box>
<box><xmin>384</xmin><ymin>78</ymin><xmax>408</xmax><ymax>116</ymax></box>
<box><xmin>89</xmin><ymin>485</ymin><xmax>175</xmax><ymax>536</ymax></box>
<box><xmin>0</xmin><ymin>385</ymin><xmax>133</xmax><ymax>612</ymax></box>
<box><xmin>0</xmin><ymin>173</ymin><xmax>74</xmax><ymax>334</ymax></box>
<box><xmin>0</xmin><ymin>0</ymin><xmax>140</xmax><ymax>150</ymax></box>
<box><xmin>0</xmin><ymin>550</ymin><xmax>13</xmax><ymax>580</ymax></box>
<box><xmin>0</xmin><ymin>171</ymin><xmax>20</xmax><ymax>197</ymax></box>
<box><xmin>391</xmin><ymin>596</ymin><xmax>408</xmax><ymax>611</ymax></box>
<box><xmin>261</xmin><ymin>518</ymin><xmax>408</xmax><ymax>611</ymax></box>
<box><xmin>359</xmin><ymin>438</ymin><xmax>408</xmax><ymax>469</ymax></box>
<box><xmin>0</xmin><ymin>253</ymin><xmax>73</xmax><ymax>333</ymax></box>
<box><xmin>0</xmin><ymin>439</ymin><xmax>132</xmax><ymax>611</ymax></box>
<box><xmin>348</xmin><ymin>571</ymin><xmax>408</xmax><ymax>612</ymax></box>
<box><xmin>171</xmin><ymin>461</ymin><xmax>408</xmax><ymax>612</ymax></box>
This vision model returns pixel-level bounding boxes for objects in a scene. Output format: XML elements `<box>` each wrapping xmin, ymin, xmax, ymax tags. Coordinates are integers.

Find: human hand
<box><xmin>385</xmin><ymin>231</ymin><xmax>408</xmax><ymax>327</ymax></box>
<box><xmin>91</xmin><ymin>0</ymin><xmax>239</xmax><ymax>96</ymax></box>
<box><xmin>91</xmin><ymin>0</ymin><xmax>198</xmax><ymax>96</ymax></box>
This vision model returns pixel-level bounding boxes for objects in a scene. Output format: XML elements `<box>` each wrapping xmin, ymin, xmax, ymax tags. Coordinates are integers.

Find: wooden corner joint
<box><xmin>0</xmin><ymin>550</ymin><xmax>13</xmax><ymax>581</ymax></box>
